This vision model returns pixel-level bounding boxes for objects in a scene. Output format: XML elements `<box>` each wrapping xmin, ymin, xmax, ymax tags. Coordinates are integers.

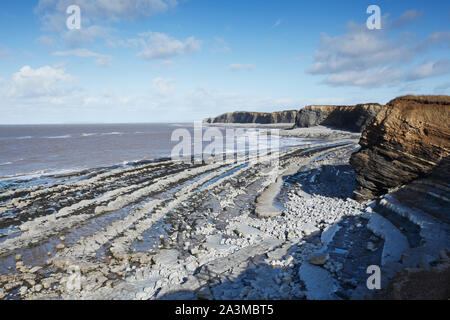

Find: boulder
<box><xmin>308</xmin><ymin>252</ymin><xmax>330</xmax><ymax>266</ymax></box>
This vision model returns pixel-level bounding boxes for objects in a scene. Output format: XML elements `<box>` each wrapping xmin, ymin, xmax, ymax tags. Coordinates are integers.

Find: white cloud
<box><xmin>307</xmin><ymin>10</ymin><xmax>450</xmax><ymax>88</ymax></box>
<box><xmin>417</xmin><ymin>31</ymin><xmax>450</xmax><ymax>50</ymax></box>
<box><xmin>8</xmin><ymin>65</ymin><xmax>76</xmax><ymax>98</ymax></box>
<box><xmin>53</xmin><ymin>48</ymin><xmax>112</xmax><ymax>67</ymax></box>
<box><xmin>36</xmin><ymin>35</ymin><xmax>56</xmax><ymax>48</ymax></box>
<box><xmin>386</xmin><ymin>9</ymin><xmax>423</xmax><ymax>30</ymax></box>
<box><xmin>212</xmin><ymin>37</ymin><xmax>230</xmax><ymax>53</ymax></box>
<box><xmin>228</xmin><ymin>64</ymin><xmax>255</xmax><ymax>72</ymax></box>
<box><xmin>136</xmin><ymin>32</ymin><xmax>201</xmax><ymax>60</ymax></box>
<box><xmin>36</xmin><ymin>0</ymin><xmax>178</xmax><ymax>30</ymax></box>
<box><xmin>321</xmin><ymin>59</ymin><xmax>450</xmax><ymax>88</ymax></box>
<box><xmin>0</xmin><ymin>65</ymin><xmax>308</xmax><ymax>123</ymax></box>
<box><xmin>35</xmin><ymin>0</ymin><xmax>178</xmax><ymax>48</ymax></box>
<box><xmin>307</xmin><ymin>23</ymin><xmax>411</xmax><ymax>75</ymax></box>
<box><xmin>151</xmin><ymin>77</ymin><xmax>176</xmax><ymax>96</ymax></box>
<box><xmin>62</xmin><ymin>25</ymin><xmax>113</xmax><ymax>48</ymax></box>
<box><xmin>407</xmin><ymin>59</ymin><xmax>450</xmax><ymax>80</ymax></box>
<box><xmin>323</xmin><ymin>67</ymin><xmax>404</xmax><ymax>87</ymax></box>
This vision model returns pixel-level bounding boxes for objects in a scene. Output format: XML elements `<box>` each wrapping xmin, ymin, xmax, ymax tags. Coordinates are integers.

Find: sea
<box><xmin>0</xmin><ymin>123</ymin><xmax>312</xmax><ymax>181</ymax></box>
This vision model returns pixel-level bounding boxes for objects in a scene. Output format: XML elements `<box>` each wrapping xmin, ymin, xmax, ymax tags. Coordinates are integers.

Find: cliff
<box><xmin>204</xmin><ymin>104</ymin><xmax>383</xmax><ymax>131</ymax></box>
<box><xmin>350</xmin><ymin>95</ymin><xmax>450</xmax><ymax>201</ymax></box>
<box><xmin>295</xmin><ymin>104</ymin><xmax>383</xmax><ymax>132</ymax></box>
<box><xmin>203</xmin><ymin>110</ymin><xmax>298</xmax><ymax>124</ymax></box>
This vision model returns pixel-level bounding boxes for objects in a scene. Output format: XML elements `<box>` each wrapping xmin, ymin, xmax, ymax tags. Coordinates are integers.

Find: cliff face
<box><xmin>203</xmin><ymin>110</ymin><xmax>298</xmax><ymax>124</ymax></box>
<box><xmin>204</xmin><ymin>104</ymin><xmax>382</xmax><ymax>130</ymax></box>
<box><xmin>350</xmin><ymin>95</ymin><xmax>450</xmax><ymax>201</ymax></box>
<box><xmin>295</xmin><ymin>104</ymin><xmax>383</xmax><ymax>132</ymax></box>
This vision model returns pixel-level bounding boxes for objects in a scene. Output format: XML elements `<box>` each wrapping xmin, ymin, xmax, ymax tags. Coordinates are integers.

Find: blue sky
<box><xmin>0</xmin><ymin>0</ymin><xmax>449</xmax><ymax>124</ymax></box>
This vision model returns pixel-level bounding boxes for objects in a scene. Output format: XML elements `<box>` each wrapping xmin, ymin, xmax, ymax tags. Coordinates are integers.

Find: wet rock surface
<box><xmin>1</xmin><ymin>121</ymin><xmax>449</xmax><ymax>300</ymax></box>
<box><xmin>0</xmin><ymin>137</ymin><xmax>366</xmax><ymax>300</ymax></box>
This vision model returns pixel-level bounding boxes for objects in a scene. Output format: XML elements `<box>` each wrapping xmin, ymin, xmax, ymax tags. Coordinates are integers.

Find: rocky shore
<box><xmin>0</xmin><ymin>95</ymin><xmax>449</xmax><ymax>300</ymax></box>
<box><xmin>0</xmin><ymin>134</ymin><xmax>370</xmax><ymax>300</ymax></box>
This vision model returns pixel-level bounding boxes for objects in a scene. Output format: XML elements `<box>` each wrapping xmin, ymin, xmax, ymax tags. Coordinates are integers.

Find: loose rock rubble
<box><xmin>1</xmin><ymin>126</ymin><xmax>447</xmax><ymax>300</ymax></box>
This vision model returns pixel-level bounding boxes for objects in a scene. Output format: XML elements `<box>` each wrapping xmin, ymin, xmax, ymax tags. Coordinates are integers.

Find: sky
<box><xmin>0</xmin><ymin>0</ymin><xmax>449</xmax><ymax>124</ymax></box>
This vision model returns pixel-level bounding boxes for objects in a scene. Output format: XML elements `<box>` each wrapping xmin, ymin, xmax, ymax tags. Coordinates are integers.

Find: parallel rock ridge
<box><xmin>295</xmin><ymin>104</ymin><xmax>383</xmax><ymax>132</ymax></box>
<box><xmin>203</xmin><ymin>110</ymin><xmax>298</xmax><ymax>124</ymax></box>
<box><xmin>350</xmin><ymin>95</ymin><xmax>450</xmax><ymax>201</ymax></box>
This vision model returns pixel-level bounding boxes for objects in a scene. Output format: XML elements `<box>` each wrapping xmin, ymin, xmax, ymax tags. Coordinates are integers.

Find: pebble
<box><xmin>185</xmin><ymin>261</ymin><xmax>198</xmax><ymax>272</ymax></box>
<box><xmin>286</xmin><ymin>232</ymin><xmax>296</xmax><ymax>239</ymax></box>
<box><xmin>7</xmin><ymin>146</ymin><xmax>375</xmax><ymax>300</ymax></box>
<box><xmin>19</xmin><ymin>286</ymin><xmax>28</xmax><ymax>295</ymax></box>
<box><xmin>285</xmin><ymin>255</ymin><xmax>294</xmax><ymax>265</ymax></box>
<box><xmin>15</xmin><ymin>254</ymin><xmax>22</xmax><ymax>261</ymax></box>
<box><xmin>56</xmin><ymin>244</ymin><xmax>65</xmax><ymax>250</ymax></box>
<box><xmin>29</xmin><ymin>266</ymin><xmax>42</xmax><ymax>274</ymax></box>
<box><xmin>4</xmin><ymin>281</ymin><xmax>22</xmax><ymax>291</ymax></box>
<box><xmin>34</xmin><ymin>284</ymin><xmax>43</xmax><ymax>292</ymax></box>
<box><xmin>308</xmin><ymin>252</ymin><xmax>329</xmax><ymax>266</ymax></box>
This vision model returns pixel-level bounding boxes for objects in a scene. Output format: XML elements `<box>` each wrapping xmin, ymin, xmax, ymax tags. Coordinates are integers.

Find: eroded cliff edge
<box><xmin>350</xmin><ymin>95</ymin><xmax>450</xmax><ymax>201</ymax></box>
<box><xmin>204</xmin><ymin>104</ymin><xmax>383</xmax><ymax>132</ymax></box>
<box><xmin>295</xmin><ymin>104</ymin><xmax>383</xmax><ymax>132</ymax></box>
<box><xmin>348</xmin><ymin>95</ymin><xmax>450</xmax><ymax>299</ymax></box>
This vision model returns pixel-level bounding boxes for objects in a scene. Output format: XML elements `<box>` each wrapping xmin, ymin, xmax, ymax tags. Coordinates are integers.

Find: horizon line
<box><xmin>0</xmin><ymin>121</ymin><xmax>198</xmax><ymax>126</ymax></box>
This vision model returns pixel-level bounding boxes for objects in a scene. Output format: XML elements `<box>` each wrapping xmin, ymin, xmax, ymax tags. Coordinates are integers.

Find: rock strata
<box><xmin>295</xmin><ymin>104</ymin><xmax>383</xmax><ymax>132</ymax></box>
<box><xmin>203</xmin><ymin>110</ymin><xmax>298</xmax><ymax>124</ymax></box>
<box><xmin>350</xmin><ymin>95</ymin><xmax>450</xmax><ymax>201</ymax></box>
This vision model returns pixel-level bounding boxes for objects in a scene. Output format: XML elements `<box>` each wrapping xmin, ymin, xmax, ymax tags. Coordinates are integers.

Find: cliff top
<box><xmin>388</xmin><ymin>95</ymin><xmax>450</xmax><ymax>105</ymax></box>
<box><xmin>302</xmin><ymin>103</ymin><xmax>382</xmax><ymax>111</ymax></box>
<box><xmin>208</xmin><ymin>110</ymin><xmax>298</xmax><ymax>116</ymax></box>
